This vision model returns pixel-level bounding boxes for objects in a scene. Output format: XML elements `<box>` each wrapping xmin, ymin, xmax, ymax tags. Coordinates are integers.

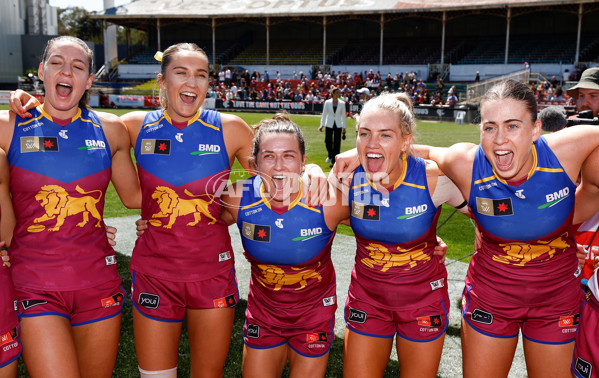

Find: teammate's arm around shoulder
<box><xmin>546</xmin><ymin>126</ymin><xmax>599</xmax><ymax>183</ymax></box>
<box><xmin>120</xmin><ymin>111</ymin><xmax>148</xmax><ymax>147</ymax></box>
<box><xmin>221</xmin><ymin>113</ymin><xmax>254</xmax><ymax>173</ymax></box>
<box><xmin>97</xmin><ymin>111</ymin><xmax>141</xmax><ymax>209</ymax></box>
<box><xmin>426</xmin><ymin>160</ymin><xmax>469</xmax><ymax>216</ymax></box>
<box><xmin>417</xmin><ymin>143</ymin><xmax>476</xmax><ymax>196</ymax></box>
<box><xmin>574</xmin><ymin>146</ymin><xmax>599</xmax><ymax>225</ymax></box>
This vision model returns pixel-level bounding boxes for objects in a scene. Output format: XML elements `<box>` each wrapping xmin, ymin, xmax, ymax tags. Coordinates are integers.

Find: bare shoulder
<box><xmin>221</xmin><ymin>112</ymin><xmax>251</xmax><ymax>130</ymax></box>
<box><xmin>95</xmin><ymin>110</ymin><xmax>126</xmax><ymax>127</ymax></box>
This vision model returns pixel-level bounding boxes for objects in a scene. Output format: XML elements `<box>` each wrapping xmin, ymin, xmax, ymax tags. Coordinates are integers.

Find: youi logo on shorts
<box><xmin>397</xmin><ymin>204</ymin><xmax>428</xmax><ymax>220</ymax></box>
<box><xmin>138</xmin><ymin>292</ymin><xmax>160</xmax><ymax>309</ymax></box>
<box><xmin>292</xmin><ymin>227</ymin><xmax>323</xmax><ymax>241</ymax></box>
<box><xmin>191</xmin><ymin>144</ymin><xmax>221</xmax><ymax>156</ymax></box>
<box><xmin>79</xmin><ymin>139</ymin><xmax>106</xmax><ymax>150</ymax></box>
<box><xmin>539</xmin><ymin>187</ymin><xmax>570</xmax><ymax>209</ymax></box>
<box><xmin>347</xmin><ymin>307</ymin><xmax>367</xmax><ymax>324</ymax></box>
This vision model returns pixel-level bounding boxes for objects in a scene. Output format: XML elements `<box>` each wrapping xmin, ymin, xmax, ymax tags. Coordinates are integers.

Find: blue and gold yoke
<box><xmin>131</xmin><ymin>108</ymin><xmax>233</xmax><ymax>281</ymax></box>
<box><xmin>237</xmin><ymin>175</ymin><xmax>336</xmax><ymax>326</ymax></box>
<box><xmin>348</xmin><ymin>156</ymin><xmax>445</xmax><ymax>310</ymax></box>
<box><xmin>8</xmin><ymin>106</ymin><xmax>115</xmax><ymax>291</ymax></box>
<box><xmin>468</xmin><ymin>135</ymin><xmax>580</xmax><ymax>306</ymax></box>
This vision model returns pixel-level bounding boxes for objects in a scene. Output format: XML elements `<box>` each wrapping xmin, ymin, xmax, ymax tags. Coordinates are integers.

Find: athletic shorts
<box><xmin>344</xmin><ymin>293</ymin><xmax>449</xmax><ymax>342</ymax></box>
<box><xmin>131</xmin><ymin>269</ymin><xmax>239</xmax><ymax>322</ymax></box>
<box><xmin>572</xmin><ymin>292</ymin><xmax>599</xmax><ymax>378</ymax></box>
<box><xmin>243</xmin><ymin>314</ymin><xmax>334</xmax><ymax>357</ymax></box>
<box><xmin>462</xmin><ymin>283</ymin><xmax>583</xmax><ymax>344</ymax></box>
<box><xmin>0</xmin><ymin>323</ymin><xmax>21</xmax><ymax>368</ymax></box>
<box><xmin>15</xmin><ymin>278</ymin><xmax>125</xmax><ymax>326</ymax></box>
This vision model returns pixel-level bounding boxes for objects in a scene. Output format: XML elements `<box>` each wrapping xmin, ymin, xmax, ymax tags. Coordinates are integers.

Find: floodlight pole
<box><xmin>379</xmin><ymin>14</ymin><xmax>384</xmax><ymax>66</ymax></box>
<box><xmin>440</xmin><ymin>11</ymin><xmax>446</xmax><ymax>65</ymax></box>
<box><xmin>266</xmin><ymin>16</ymin><xmax>270</xmax><ymax>66</ymax></box>
<box><xmin>504</xmin><ymin>7</ymin><xmax>510</xmax><ymax>65</ymax></box>
<box><xmin>212</xmin><ymin>18</ymin><xmax>216</xmax><ymax>66</ymax></box>
<box><xmin>157</xmin><ymin>18</ymin><xmax>161</xmax><ymax>52</ymax></box>
<box><xmin>323</xmin><ymin>16</ymin><xmax>327</xmax><ymax>66</ymax></box>
<box><xmin>575</xmin><ymin>3</ymin><xmax>583</xmax><ymax>65</ymax></box>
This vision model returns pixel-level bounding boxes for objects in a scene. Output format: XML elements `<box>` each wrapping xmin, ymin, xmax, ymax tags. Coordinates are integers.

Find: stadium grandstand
<box><xmin>2</xmin><ymin>0</ymin><xmax>599</xmax><ymax>120</ymax></box>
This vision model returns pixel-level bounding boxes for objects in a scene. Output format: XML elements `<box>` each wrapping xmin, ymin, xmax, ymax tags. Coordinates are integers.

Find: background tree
<box><xmin>58</xmin><ymin>7</ymin><xmax>103</xmax><ymax>44</ymax></box>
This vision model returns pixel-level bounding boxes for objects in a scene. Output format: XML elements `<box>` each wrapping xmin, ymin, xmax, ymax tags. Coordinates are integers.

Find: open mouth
<box><xmin>495</xmin><ymin>150</ymin><xmax>514</xmax><ymax>171</ymax></box>
<box><xmin>365</xmin><ymin>152</ymin><xmax>385</xmax><ymax>173</ymax></box>
<box><xmin>56</xmin><ymin>82</ymin><xmax>73</xmax><ymax>97</ymax></box>
<box><xmin>180</xmin><ymin>91</ymin><xmax>197</xmax><ymax>105</ymax></box>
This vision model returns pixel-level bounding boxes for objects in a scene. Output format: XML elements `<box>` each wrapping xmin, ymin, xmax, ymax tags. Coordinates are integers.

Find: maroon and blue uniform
<box><xmin>0</xmin><ymin>266</ymin><xmax>20</xmax><ymax>368</ymax></box>
<box><xmin>346</xmin><ymin>156</ymin><xmax>448</xmax><ymax>341</ymax></box>
<box><xmin>131</xmin><ymin>109</ymin><xmax>238</xmax><ymax>320</ymax></box>
<box><xmin>8</xmin><ymin>106</ymin><xmax>123</xmax><ymax>323</ymax></box>
<box><xmin>464</xmin><ymin>136</ymin><xmax>583</xmax><ymax>342</ymax></box>
<box><xmin>572</xmin><ymin>269</ymin><xmax>599</xmax><ymax>378</ymax></box>
<box><xmin>237</xmin><ymin>175</ymin><xmax>336</xmax><ymax>356</ymax></box>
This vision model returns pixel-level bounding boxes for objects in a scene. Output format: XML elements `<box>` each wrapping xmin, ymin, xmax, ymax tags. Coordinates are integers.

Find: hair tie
<box><xmin>154</xmin><ymin>51</ymin><xmax>163</xmax><ymax>62</ymax></box>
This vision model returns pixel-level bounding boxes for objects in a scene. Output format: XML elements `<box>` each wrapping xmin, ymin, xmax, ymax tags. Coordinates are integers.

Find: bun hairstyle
<box><xmin>42</xmin><ymin>36</ymin><xmax>94</xmax><ymax>110</ymax></box>
<box><xmin>252</xmin><ymin>112</ymin><xmax>306</xmax><ymax>158</ymax></box>
<box><xmin>481</xmin><ymin>79</ymin><xmax>538</xmax><ymax>122</ymax></box>
<box><xmin>157</xmin><ymin>43</ymin><xmax>209</xmax><ymax>109</ymax></box>
<box><xmin>359</xmin><ymin>92</ymin><xmax>417</xmax><ymax>155</ymax></box>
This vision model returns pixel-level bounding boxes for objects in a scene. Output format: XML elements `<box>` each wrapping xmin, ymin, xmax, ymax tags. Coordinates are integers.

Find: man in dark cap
<box><xmin>567</xmin><ymin>67</ymin><xmax>599</xmax><ymax>117</ymax></box>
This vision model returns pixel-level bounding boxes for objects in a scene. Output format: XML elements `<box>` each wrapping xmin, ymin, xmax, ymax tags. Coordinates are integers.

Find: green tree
<box><xmin>57</xmin><ymin>7</ymin><xmax>103</xmax><ymax>43</ymax></box>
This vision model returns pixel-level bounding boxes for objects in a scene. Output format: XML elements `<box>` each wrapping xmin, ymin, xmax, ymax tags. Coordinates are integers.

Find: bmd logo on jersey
<box><xmin>292</xmin><ymin>227</ymin><xmax>323</xmax><ymax>241</ymax></box>
<box><xmin>191</xmin><ymin>144</ymin><xmax>221</xmax><ymax>156</ymax></box>
<box><xmin>539</xmin><ymin>187</ymin><xmax>570</xmax><ymax>209</ymax></box>
<box><xmin>397</xmin><ymin>204</ymin><xmax>428</xmax><ymax>220</ymax></box>
<box><xmin>78</xmin><ymin>139</ymin><xmax>106</xmax><ymax>150</ymax></box>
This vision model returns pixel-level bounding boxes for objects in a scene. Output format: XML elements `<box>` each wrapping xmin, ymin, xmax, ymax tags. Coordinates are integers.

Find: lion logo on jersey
<box><xmin>256</xmin><ymin>262</ymin><xmax>322</xmax><ymax>291</ymax></box>
<box><xmin>361</xmin><ymin>242</ymin><xmax>430</xmax><ymax>271</ymax></box>
<box><xmin>150</xmin><ymin>186</ymin><xmax>216</xmax><ymax>229</ymax></box>
<box><xmin>494</xmin><ymin>232</ymin><xmax>570</xmax><ymax>266</ymax></box>
<box><xmin>29</xmin><ymin>185</ymin><xmax>103</xmax><ymax>232</ymax></box>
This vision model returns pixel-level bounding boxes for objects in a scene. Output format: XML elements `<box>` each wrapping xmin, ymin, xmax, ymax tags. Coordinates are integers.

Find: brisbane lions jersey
<box><xmin>9</xmin><ymin>106</ymin><xmax>116</xmax><ymax>290</ymax></box>
<box><xmin>348</xmin><ymin>157</ymin><xmax>445</xmax><ymax>310</ymax></box>
<box><xmin>237</xmin><ymin>175</ymin><xmax>336</xmax><ymax>326</ymax></box>
<box><xmin>468</xmin><ymin>136</ymin><xmax>580</xmax><ymax>306</ymax></box>
<box><xmin>131</xmin><ymin>109</ymin><xmax>233</xmax><ymax>281</ymax></box>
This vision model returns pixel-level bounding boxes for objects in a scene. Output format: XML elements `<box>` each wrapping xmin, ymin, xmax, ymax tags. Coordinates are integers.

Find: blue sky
<box><xmin>49</xmin><ymin>0</ymin><xmax>129</xmax><ymax>12</ymax></box>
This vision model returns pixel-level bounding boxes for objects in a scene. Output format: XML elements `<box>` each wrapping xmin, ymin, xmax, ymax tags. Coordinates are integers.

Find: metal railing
<box><xmin>465</xmin><ymin>69</ymin><xmax>530</xmax><ymax>105</ymax></box>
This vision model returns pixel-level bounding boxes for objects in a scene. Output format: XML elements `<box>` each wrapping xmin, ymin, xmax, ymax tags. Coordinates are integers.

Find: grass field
<box><xmin>1</xmin><ymin>105</ymin><xmax>481</xmax><ymax>376</ymax></box>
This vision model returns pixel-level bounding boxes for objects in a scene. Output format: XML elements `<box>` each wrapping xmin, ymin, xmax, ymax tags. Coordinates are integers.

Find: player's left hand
<box><xmin>433</xmin><ymin>236</ymin><xmax>448</xmax><ymax>264</ymax></box>
<box><xmin>106</xmin><ymin>225</ymin><xmax>117</xmax><ymax>247</ymax></box>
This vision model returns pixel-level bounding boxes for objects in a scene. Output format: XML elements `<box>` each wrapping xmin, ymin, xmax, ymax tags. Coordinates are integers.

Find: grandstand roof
<box><xmin>95</xmin><ymin>0</ymin><xmax>596</xmax><ymax>19</ymax></box>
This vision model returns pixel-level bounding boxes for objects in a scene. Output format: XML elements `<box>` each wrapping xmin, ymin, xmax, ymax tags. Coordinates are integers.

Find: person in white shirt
<box><xmin>319</xmin><ymin>86</ymin><xmax>347</xmax><ymax>166</ymax></box>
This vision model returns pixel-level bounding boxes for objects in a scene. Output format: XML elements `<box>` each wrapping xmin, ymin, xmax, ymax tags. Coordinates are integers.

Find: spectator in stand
<box><xmin>445</xmin><ymin>92</ymin><xmax>458</xmax><ymax>107</ymax></box>
<box><xmin>264</xmin><ymin>70</ymin><xmax>270</xmax><ymax>84</ymax></box>
<box><xmin>218</xmin><ymin>69</ymin><xmax>225</xmax><ymax>84</ymax></box>
<box><xmin>555</xmin><ymin>86</ymin><xmax>564</xmax><ymax>103</ymax></box>
<box><xmin>224</xmin><ymin>67</ymin><xmax>231</xmax><ymax>86</ymax></box>
<box><xmin>567</xmin><ymin>67</ymin><xmax>599</xmax><ymax>117</ymax></box>
<box><xmin>475</xmin><ymin>71</ymin><xmax>480</xmax><ymax>82</ymax></box>
<box><xmin>230</xmin><ymin>82</ymin><xmax>238</xmax><ymax>99</ymax></box>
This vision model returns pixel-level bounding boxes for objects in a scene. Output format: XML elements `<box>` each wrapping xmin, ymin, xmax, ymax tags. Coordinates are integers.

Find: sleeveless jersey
<box><xmin>131</xmin><ymin>109</ymin><xmax>233</xmax><ymax>281</ymax></box>
<box><xmin>237</xmin><ymin>175</ymin><xmax>336</xmax><ymax>326</ymax></box>
<box><xmin>468</xmin><ymin>136</ymin><xmax>579</xmax><ymax>306</ymax></box>
<box><xmin>348</xmin><ymin>156</ymin><xmax>444</xmax><ymax>310</ymax></box>
<box><xmin>8</xmin><ymin>106</ymin><xmax>115</xmax><ymax>290</ymax></box>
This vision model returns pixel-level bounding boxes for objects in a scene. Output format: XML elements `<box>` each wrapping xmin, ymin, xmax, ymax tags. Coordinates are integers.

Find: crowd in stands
<box><xmin>206</xmin><ymin>67</ymin><xmax>471</xmax><ymax>109</ymax></box>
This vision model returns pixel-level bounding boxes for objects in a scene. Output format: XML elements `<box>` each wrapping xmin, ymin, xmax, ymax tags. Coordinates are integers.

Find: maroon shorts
<box><xmin>15</xmin><ymin>278</ymin><xmax>125</xmax><ymax>326</ymax></box>
<box><xmin>462</xmin><ymin>283</ymin><xmax>583</xmax><ymax>344</ymax></box>
<box><xmin>572</xmin><ymin>293</ymin><xmax>599</xmax><ymax>378</ymax></box>
<box><xmin>344</xmin><ymin>292</ymin><xmax>449</xmax><ymax>342</ymax></box>
<box><xmin>244</xmin><ymin>314</ymin><xmax>334</xmax><ymax>357</ymax></box>
<box><xmin>0</xmin><ymin>323</ymin><xmax>21</xmax><ymax>368</ymax></box>
<box><xmin>131</xmin><ymin>269</ymin><xmax>239</xmax><ymax>322</ymax></box>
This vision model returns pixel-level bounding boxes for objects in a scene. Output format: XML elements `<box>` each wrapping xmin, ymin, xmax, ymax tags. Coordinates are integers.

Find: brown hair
<box><xmin>252</xmin><ymin>112</ymin><xmax>306</xmax><ymax>159</ymax></box>
<box><xmin>480</xmin><ymin>80</ymin><xmax>537</xmax><ymax>122</ymax></box>
<box><xmin>158</xmin><ymin>43</ymin><xmax>209</xmax><ymax>109</ymax></box>
<box><xmin>358</xmin><ymin>92</ymin><xmax>417</xmax><ymax>154</ymax></box>
<box><xmin>41</xmin><ymin>36</ymin><xmax>94</xmax><ymax>110</ymax></box>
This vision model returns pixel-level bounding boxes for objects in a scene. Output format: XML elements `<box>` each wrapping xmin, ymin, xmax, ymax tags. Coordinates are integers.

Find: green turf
<box><xmin>2</xmin><ymin>105</ymin><xmax>480</xmax><ymax>376</ymax></box>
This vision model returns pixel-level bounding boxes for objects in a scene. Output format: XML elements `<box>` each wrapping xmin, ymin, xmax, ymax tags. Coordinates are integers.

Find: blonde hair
<box><xmin>358</xmin><ymin>92</ymin><xmax>416</xmax><ymax>154</ymax></box>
